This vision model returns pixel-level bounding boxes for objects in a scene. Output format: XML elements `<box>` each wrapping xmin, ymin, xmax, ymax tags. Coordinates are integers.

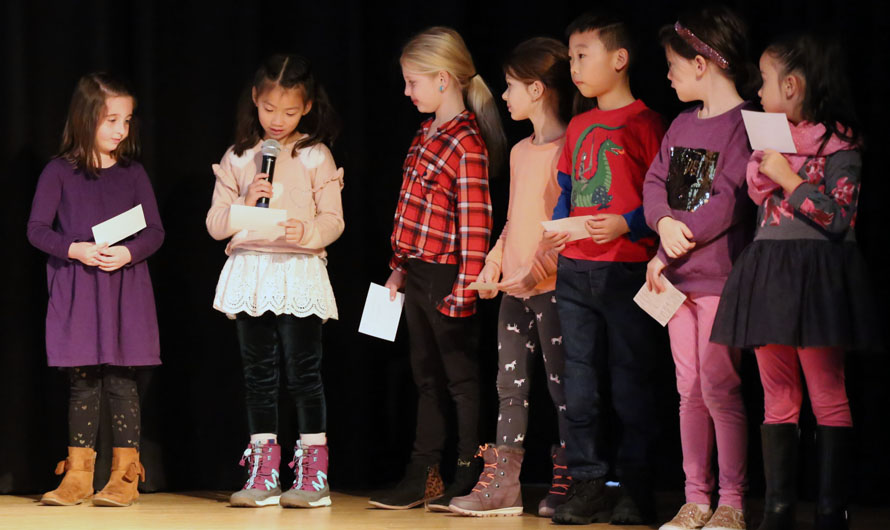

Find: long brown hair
<box><xmin>233</xmin><ymin>53</ymin><xmax>340</xmax><ymax>157</ymax></box>
<box><xmin>58</xmin><ymin>73</ymin><xmax>139</xmax><ymax>178</ymax></box>
<box><xmin>503</xmin><ymin>37</ymin><xmax>574</xmax><ymax>125</ymax></box>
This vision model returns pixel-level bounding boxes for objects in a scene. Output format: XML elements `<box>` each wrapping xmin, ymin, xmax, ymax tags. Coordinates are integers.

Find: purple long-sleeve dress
<box><xmin>27</xmin><ymin>158</ymin><xmax>164</xmax><ymax>367</ymax></box>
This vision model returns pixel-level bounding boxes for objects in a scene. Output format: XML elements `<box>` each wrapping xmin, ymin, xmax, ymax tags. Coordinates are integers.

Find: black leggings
<box><xmin>68</xmin><ymin>366</ymin><xmax>140</xmax><ymax>449</ymax></box>
<box><xmin>404</xmin><ymin>260</ymin><xmax>480</xmax><ymax>462</ymax></box>
<box><xmin>236</xmin><ymin>313</ymin><xmax>326</xmax><ymax>435</ymax></box>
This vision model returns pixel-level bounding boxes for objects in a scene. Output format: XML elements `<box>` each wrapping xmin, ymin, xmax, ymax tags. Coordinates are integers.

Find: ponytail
<box><xmin>401</xmin><ymin>26</ymin><xmax>506</xmax><ymax>176</ymax></box>
<box><xmin>466</xmin><ymin>74</ymin><xmax>507</xmax><ymax>176</ymax></box>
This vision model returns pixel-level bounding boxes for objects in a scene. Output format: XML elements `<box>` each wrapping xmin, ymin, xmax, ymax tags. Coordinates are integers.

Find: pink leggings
<box><xmin>754</xmin><ymin>345</ymin><xmax>852</xmax><ymax>427</ymax></box>
<box><xmin>668</xmin><ymin>294</ymin><xmax>747</xmax><ymax>510</ymax></box>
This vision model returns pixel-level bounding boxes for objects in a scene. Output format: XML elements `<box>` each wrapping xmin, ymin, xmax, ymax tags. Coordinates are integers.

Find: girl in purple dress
<box><xmin>27</xmin><ymin>73</ymin><xmax>164</xmax><ymax>507</ymax></box>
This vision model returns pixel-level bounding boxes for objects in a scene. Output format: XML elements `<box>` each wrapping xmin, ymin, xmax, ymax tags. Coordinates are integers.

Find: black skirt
<box><xmin>711</xmin><ymin>239</ymin><xmax>883</xmax><ymax>351</ymax></box>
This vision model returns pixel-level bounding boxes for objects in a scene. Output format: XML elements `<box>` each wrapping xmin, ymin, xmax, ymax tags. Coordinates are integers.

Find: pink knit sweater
<box><xmin>206</xmin><ymin>138</ymin><xmax>344</xmax><ymax>257</ymax></box>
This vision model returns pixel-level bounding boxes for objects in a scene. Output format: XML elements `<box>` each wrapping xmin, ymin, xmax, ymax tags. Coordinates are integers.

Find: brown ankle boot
<box><xmin>92</xmin><ymin>447</ymin><xmax>145</xmax><ymax>507</ymax></box>
<box><xmin>448</xmin><ymin>444</ymin><xmax>524</xmax><ymax>517</ymax></box>
<box><xmin>40</xmin><ymin>447</ymin><xmax>97</xmax><ymax>505</ymax></box>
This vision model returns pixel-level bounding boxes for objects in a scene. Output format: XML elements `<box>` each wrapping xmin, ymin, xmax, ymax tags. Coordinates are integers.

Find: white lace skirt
<box><xmin>213</xmin><ymin>252</ymin><xmax>338</xmax><ymax>321</ymax></box>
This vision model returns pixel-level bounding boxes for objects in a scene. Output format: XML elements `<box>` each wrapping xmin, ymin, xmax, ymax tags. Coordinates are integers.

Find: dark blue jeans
<box><xmin>236</xmin><ymin>313</ymin><xmax>326</xmax><ymax>435</ymax></box>
<box><xmin>555</xmin><ymin>256</ymin><xmax>661</xmax><ymax>486</ymax></box>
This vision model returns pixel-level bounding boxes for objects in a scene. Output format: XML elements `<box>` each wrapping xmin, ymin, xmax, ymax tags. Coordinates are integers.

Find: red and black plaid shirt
<box><xmin>390</xmin><ymin>111</ymin><xmax>492</xmax><ymax>317</ymax></box>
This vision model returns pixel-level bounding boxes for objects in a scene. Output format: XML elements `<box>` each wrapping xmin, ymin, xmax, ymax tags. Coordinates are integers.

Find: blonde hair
<box><xmin>401</xmin><ymin>26</ymin><xmax>506</xmax><ymax>175</ymax></box>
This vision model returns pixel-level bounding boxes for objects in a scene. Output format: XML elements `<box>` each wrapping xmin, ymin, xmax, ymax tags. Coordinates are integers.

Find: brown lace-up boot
<box><xmin>449</xmin><ymin>444</ymin><xmax>524</xmax><ymax>517</ymax></box>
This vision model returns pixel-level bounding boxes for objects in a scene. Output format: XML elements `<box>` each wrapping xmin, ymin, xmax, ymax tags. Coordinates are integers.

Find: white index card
<box><xmin>358</xmin><ymin>283</ymin><xmax>405</xmax><ymax>342</ymax></box>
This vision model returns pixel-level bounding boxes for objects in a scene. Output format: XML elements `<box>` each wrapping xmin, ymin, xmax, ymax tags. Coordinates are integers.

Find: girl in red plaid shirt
<box><xmin>368</xmin><ymin>26</ymin><xmax>506</xmax><ymax>511</ymax></box>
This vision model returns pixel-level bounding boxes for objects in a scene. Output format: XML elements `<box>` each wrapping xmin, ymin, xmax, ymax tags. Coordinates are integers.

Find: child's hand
<box><xmin>96</xmin><ymin>245</ymin><xmax>132</xmax><ymax>272</ymax></box>
<box><xmin>498</xmin><ymin>268</ymin><xmax>537</xmax><ymax>298</ymax></box>
<box><xmin>760</xmin><ymin>149</ymin><xmax>803</xmax><ymax>193</ymax></box>
<box><xmin>384</xmin><ymin>269</ymin><xmax>406</xmax><ymax>301</ymax></box>
<box><xmin>539</xmin><ymin>230</ymin><xmax>570</xmax><ymax>253</ymax></box>
<box><xmin>244</xmin><ymin>173</ymin><xmax>273</xmax><ymax>206</ymax></box>
<box><xmin>657</xmin><ymin>217</ymin><xmax>695</xmax><ymax>258</ymax></box>
<box><xmin>476</xmin><ymin>261</ymin><xmax>500</xmax><ymax>299</ymax></box>
<box><xmin>646</xmin><ymin>256</ymin><xmax>667</xmax><ymax>294</ymax></box>
<box><xmin>280</xmin><ymin>219</ymin><xmax>304</xmax><ymax>243</ymax></box>
<box><xmin>68</xmin><ymin>242</ymin><xmax>108</xmax><ymax>267</ymax></box>
<box><xmin>586</xmin><ymin>214</ymin><xmax>629</xmax><ymax>244</ymax></box>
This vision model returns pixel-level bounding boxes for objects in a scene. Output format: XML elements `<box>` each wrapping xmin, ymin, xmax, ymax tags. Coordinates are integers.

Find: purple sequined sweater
<box><xmin>643</xmin><ymin>103</ymin><xmax>754</xmax><ymax>295</ymax></box>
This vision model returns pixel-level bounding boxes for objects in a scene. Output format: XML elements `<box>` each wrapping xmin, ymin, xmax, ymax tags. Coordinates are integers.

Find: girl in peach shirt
<box><xmin>449</xmin><ymin>37</ymin><xmax>574</xmax><ymax>518</ymax></box>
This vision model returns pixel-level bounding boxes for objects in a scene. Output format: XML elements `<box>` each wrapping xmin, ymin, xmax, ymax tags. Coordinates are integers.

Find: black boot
<box><xmin>552</xmin><ymin>478</ymin><xmax>611</xmax><ymax>525</ymax></box>
<box><xmin>612</xmin><ymin>468</ymin><xmax>656</xmax><ymax>525</ymax></box>
<box><xmin>814</xmin><ymin>425</ymin><xmax>853</xmax><ymax>530</ymax></box>
<box><xmin>758</xmin><ymin>423</ymin><xmax>798</xmax><ymax>530</ymax></box>
<box><xmin>368</xmin><ymin>461</ymin><xmax>444</xmax><ymax>509</ymax></box>
<box><xmin>426</xmin><ymin>454</ymin><xmax>481</xmax><ymax>512</ymax></box>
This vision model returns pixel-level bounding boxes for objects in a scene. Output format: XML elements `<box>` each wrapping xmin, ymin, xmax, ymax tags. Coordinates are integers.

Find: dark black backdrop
<box><xmin>2</xmin><ymin>0</ymin><xmax>888</xmax><ymax>507</ymax></box>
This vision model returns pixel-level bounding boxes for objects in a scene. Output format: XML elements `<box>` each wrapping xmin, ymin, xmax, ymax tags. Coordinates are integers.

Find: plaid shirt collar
<box><xmin>417</xmin><ymin>109</ymin><xmax>475</xmax><ymax>140</ymax></box>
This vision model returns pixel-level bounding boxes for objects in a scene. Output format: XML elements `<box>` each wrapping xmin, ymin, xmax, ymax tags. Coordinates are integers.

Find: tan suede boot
<box><xmin>92</xmin><ymin>447</ymin><xmax>145</xmax><ymax>507</ymax></box>
<box><xmin>40</xmin><ymin>447</ymin><xmax>97</xmax><ymax>505</ymax></box>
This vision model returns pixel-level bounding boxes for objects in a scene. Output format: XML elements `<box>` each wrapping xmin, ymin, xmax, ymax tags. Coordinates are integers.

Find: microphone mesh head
<box><xmin>261</xmin><ymin>139</ymin><xmax>282</xmax><ymax>158</ymax></box>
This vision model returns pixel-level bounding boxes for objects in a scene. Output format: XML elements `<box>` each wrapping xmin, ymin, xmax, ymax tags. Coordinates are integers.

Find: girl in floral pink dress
<box><xmin>712</xmin><ymin>34</ymin><xmax>881</xmax><ymax>530</ymax></box>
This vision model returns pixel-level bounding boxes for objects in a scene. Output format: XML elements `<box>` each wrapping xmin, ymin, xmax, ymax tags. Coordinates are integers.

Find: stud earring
<box><xmin>439</xmin><ymin>85</ymin><xmax>444</xmax><ymax>92</ymax></box>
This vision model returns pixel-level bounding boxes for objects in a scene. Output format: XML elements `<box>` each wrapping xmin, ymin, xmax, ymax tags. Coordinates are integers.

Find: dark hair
<box><xmin>234</xmin><ymin>53</ymin><xmax>340</xmax><ymax>157</ymax></box>
<box><xmin>566</xmin><ymin>10</ymin><xmax>635</xmax><ymax>114</ymax></box>
<box><xmin>566</xmin><ymin>10</ymin><xmax>635</xmax><ymax>64</ymax></box>
<box><xmin>658</xmin><ymin>5</ymin><xmax>760</xmax><ymax>100</ymax></box>
<box><xmin>765</xmin><ymin>33</ymin><xmax>861</xmax><ymax>150</ymax></box>
<box><xmin>58</xmin><ymin>73</ymin><xmax>139</xmax><ymax>178</ymax></box>
<box><xmin>503</xmin><ymin>37</ymin><xmax>574</xmax><ymax>124</ymax></box>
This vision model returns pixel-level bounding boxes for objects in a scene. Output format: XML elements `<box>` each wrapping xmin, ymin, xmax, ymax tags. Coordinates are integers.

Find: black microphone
<box><xmin>256</xmin><ymin>139</ymin><xmax>282</xmax><ymax>208</ymax></box>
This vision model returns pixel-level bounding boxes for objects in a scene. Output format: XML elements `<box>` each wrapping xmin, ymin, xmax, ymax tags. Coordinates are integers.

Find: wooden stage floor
<box><xmin>1</xmin><ymin>490</ymin><xmax>888</xmax><ymax>529</ymax></box>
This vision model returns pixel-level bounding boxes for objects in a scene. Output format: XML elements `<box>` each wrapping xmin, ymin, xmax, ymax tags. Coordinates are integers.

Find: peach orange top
<box><xmin>486</xmin><ymin>134</ymin><xmax>564</xmax><ymax>296</ymax></box>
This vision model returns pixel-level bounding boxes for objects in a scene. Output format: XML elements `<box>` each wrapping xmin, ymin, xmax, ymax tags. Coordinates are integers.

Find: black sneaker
<box><xmin>613</xmin><ymin>471</ymin><xmax>657</xmax><ymax>524</ymax></box>
<box><xmin>552</xmin><ymin>478</ymin><xmax>611</xmax><ymax>525</ymax></box>
<box><xmin>426</xmin><ymin>455</ymin><xmax>481</xmax><ymax>512</ymax></box>
<box><xmin>610</xmin><ymin>493</ymin><xmax>655</xmax><ymax>525</ymax></box>
<box><xmin>368</xmin><ymin>462</ymin><xmax>443</xmax><ymax>510</ymax></box>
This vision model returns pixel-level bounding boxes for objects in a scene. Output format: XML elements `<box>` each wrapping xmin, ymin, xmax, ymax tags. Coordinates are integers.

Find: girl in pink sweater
<box><xmin>205</xmin><ymin>53</ymin><xmax>343</xmax><ymax>509</ymax></box>
<box><xmin>448</xmin><ymin>37</ymin><xmax>574</xmax><ymax>518</ymax></box>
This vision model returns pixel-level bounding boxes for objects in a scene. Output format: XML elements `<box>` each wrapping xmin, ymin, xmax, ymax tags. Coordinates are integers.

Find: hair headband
<box><xmin>674</xmin><ymin>21</ymin><xmax>729</xmax><ymax>70</ymax></box>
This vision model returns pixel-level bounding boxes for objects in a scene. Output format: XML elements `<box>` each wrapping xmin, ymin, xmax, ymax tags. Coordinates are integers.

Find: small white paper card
<box><xmin>358</xmin><ymin>283</ymin><xmax>405</xmax><ymax>342</ymax></box>
<box><xmin>229</xmin><ymin>204</ymin><xmax>287</xmax><ymax>231</ymax></box>
<box><xmin>91</xmin><ymin>204</ymin><xmax>146</xmax><ymax>245</ymax></box>
<box><xmin>541</xmin><ymin>215</ymin><xmax>595</xmax><ymax>242</ymax></box>
<box><xmin>741</xmin><ymin>110</ymin><xmax>797</xmax><ymax>153</ymax></box>
<box><xmin>466</xmin><ymin>281</ymin><xmax>498</xmax><ymax>291</ymax></box>
<box><xmin>633</xmin><ymin>275</ymin><xmax>688</xmax><ymax>327</ymax></box>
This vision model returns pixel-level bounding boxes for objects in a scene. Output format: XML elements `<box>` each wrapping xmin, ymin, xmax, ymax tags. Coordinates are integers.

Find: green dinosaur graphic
<box><xmin>570</xmin><ymin>124</ymin><xmax>625</xmax><ymax>209</ymax></box>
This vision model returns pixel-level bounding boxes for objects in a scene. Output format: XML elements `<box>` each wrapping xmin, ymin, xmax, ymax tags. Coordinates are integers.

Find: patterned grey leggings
<box><xmin>68</xmin><ymin>366</ymin><xmax>140</xmax><ymax>449</ymax></box>
<box><xmin>496</xmin><ymin>292</ymin><xmax>567</xmax><ymax>447</ymax></box>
